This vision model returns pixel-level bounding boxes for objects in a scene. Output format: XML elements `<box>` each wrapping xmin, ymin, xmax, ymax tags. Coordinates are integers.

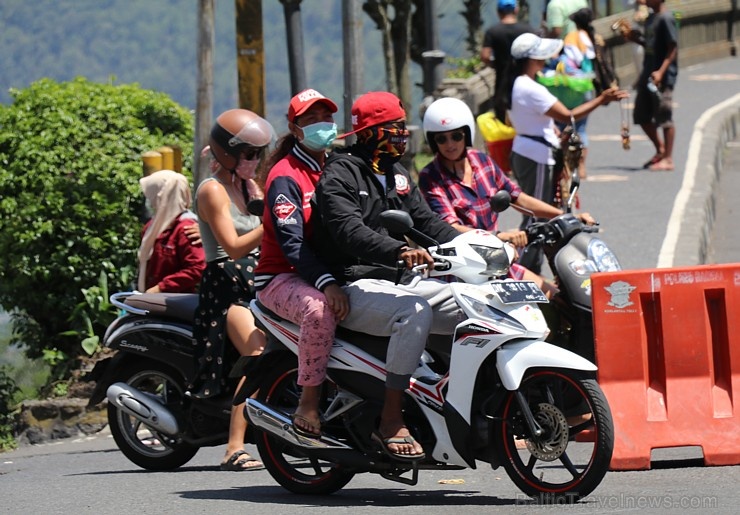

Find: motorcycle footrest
<box><xmin>379</xmin><ymin>462</ymin><xmax>419</xmax><ymax>486</ymax></box>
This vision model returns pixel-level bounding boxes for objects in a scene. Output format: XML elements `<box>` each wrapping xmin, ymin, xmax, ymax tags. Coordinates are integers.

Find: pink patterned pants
<box><xmin>256</xmin><ymin>273</ymin><xmax>339</xmax><ymax>386</ymax></box>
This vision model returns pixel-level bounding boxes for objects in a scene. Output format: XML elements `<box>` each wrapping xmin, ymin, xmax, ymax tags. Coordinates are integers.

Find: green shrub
<box><xmin>0</xmin><ymin>366</ymin><xmax>19</xmax><ymax>451</ymax></box>
<box><xmin>0</xmin><ymin>77</ymin><xmax>194</xmax><ymax>380</ymax></box>
<box><xmin>445</xmin><ymin>55</ymin><xmax>484</xmax><ymax>79</ymax></box>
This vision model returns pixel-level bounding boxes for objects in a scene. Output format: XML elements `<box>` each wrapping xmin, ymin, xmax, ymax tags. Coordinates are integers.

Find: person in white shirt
<box><xmin>505</xmin><ymin>33</ymin><xmax>627</xmax><ymax>272</ymax></box>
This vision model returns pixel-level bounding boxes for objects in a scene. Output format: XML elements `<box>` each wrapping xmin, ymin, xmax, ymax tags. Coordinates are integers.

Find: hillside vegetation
<box><xmin>0</xmin><ymin>0</ymin><xmax>522</xmax><ymax>132</ymax></box>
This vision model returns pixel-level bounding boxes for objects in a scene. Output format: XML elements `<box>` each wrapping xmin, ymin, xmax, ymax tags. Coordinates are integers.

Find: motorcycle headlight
<box><xmin>568</xmin><ymin>259</ymin><xmax>599</xmax><ymax>276</ymax></box>
<box><xmin>470</xmin><ymin>244</ymin><xmax>510</xmax><ymax>277</ymax></box>
<box><xmin>587</xmin><ymin>239</ymin><xmax>621</xmax><ymax>272</ymax></box>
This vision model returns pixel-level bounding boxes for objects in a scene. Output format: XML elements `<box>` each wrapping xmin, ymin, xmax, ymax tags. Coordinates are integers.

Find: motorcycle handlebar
<box><xmin>394</xmin><ymin>260</ymin><xmax>405</xmax><ymax>285</ymax></box>
<box><xmin>393</xmin><ymin>259</ymin><xmax>432</xmax><ymax>284</ymax></box>
<box><xmin>524</xmin><ymin>213</ymin><xmax>600</xmax><ymax>246</ymax></box>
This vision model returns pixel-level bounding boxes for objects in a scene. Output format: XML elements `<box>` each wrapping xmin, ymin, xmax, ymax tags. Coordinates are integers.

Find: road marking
<box><xmin>657</xmin><ymin>92</ymin><xmax>740</xmax><ymax>268</ymax></box>
<box><xmin>585</xmin><ymin>175</ymin><xmax>629</xmax><ymax>182</ymax></box>
<box><xmin>590</xmin><ymin>134</ymin><xmax>648</xmax><ymax>142</ymax></box>
<box><xmin>689</xmin><ymin>73</ymin><xmax>740</xmax><ymax>81</ymax></box>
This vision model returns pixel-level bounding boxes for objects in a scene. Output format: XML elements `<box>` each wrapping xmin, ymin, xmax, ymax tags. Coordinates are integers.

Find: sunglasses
<box><xmin>380</xmin><ymin>123</ymin><xmax>409</xmax><ymax>137</ymax></box>
<box><xmin>433</xmin><ymin>131</ymin><xmax>465</xmax><ymax>145</ymax></box>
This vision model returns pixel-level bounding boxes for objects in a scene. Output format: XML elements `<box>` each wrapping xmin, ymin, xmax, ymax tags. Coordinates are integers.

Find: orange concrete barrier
<box><xmin>591</xmin><ymin>264</ymin><xmax>740</xmax><ymax>470</ymax></box>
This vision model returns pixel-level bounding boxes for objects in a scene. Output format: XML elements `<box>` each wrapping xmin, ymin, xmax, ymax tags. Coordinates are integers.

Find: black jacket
<box><xmin>313</xmin><ymin>146</ymin><xmax>459</xmax><ymax>284</ymax></box>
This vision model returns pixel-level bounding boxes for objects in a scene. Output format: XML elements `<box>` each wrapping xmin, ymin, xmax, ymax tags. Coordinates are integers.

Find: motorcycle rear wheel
<box><xmin>108</xmin><ymin>362</ymin><xmax>198</xmax><ymax>470</ymax></box>
<box><xmin>493</xmin><ymin>369</ymin><xmax>614</xmax><ymax>503</ymax></box>
<box><xmin>254</xmin><ymin>359</ymin><xmax>354</xmax><ymax>495</ymax></box>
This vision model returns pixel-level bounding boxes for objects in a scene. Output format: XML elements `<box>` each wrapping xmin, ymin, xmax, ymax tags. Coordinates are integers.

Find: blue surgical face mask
<box><xmin>299</xmin><ymin>121</ymin><xmax>337</xmax><ymax>151</ymax></box>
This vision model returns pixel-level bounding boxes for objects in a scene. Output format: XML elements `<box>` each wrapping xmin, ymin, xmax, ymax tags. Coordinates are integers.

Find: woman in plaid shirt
<box><xmin>419</xmin><ymin>97</ymin><xmax>594</xmax><ymax>288</ymax></box>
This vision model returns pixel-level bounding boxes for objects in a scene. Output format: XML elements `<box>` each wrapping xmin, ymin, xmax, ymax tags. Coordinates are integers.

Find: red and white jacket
<box><xmin>255</xmin><ymin>145</ymin><xmax>337</xmax><ymax>291</ymax></box>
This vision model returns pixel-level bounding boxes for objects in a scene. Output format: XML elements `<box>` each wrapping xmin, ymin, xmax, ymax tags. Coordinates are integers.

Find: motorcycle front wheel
<box><xmin>254</xmin><ymin>359</ymin><xmax>354</xmax><ymax>495</ymax></box>
<box><xmin>108</xmin><ymin>362</ymin><xmax>198</xmax><ymax>470</ymax></box>
<box><xmin>493</xmin><ymin>368</ymin><xmax>614</xmax><ymax>503</ymax></box>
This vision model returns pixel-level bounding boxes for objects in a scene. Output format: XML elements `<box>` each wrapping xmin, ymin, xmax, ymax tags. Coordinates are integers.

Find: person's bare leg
<box><xmin>640</xmin><ymin>122</ymin><xmax>664</xmax><ymax>161</ymax></box>
<box><xmin>646</xmin><ymin>125</ymin><xmax>675</xmax><ymax>170</ymax></box>
<box><xmin>578</xmin><ymin>148</ymin><xmax>588</xmax><ymax>179</ymax></box>
<box><xmin>293</xmin><ymin>385</ymin><xmax>322</xmax><ymax>435</ymax></box>
<box><xmin>661</xmin><ymin>125</ymin><xmax>675</xmax><ymax>167</ymax></box>
<box><xmin>222</xmin><ymin>305</ymin><xmax>265</xmax><ymax>466</ymax></box>
<box><xmin>226</xmin><ymin>305</ymin><xmax>265</xmax><ymax>357</ymax></box>
<box><xmin>223</xmin><ymin>377</ymin><xmax>252</xmax><ymax>464</ymax></box>
<box><xmin>377</xmin><ymin>388</ymin><xmax>424</xmax><ymax>457</ymax></box>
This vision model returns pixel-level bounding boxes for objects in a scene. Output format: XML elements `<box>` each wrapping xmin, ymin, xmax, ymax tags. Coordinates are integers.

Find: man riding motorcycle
<box><xmin>313</xmin><ymin>91</ymin><xmax>462</xmax><ymax>460</ymax></box>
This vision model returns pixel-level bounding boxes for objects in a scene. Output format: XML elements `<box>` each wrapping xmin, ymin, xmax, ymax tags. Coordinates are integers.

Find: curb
<box><xmin>667</xmin><ymin>96</ymin><xmax>740</xmax><ymax>267</ymax></box>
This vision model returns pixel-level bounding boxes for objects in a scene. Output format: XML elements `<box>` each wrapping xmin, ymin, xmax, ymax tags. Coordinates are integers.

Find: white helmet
<box><xmin>422</xmin><ymin>97</ymin><xmax>476</xmax><ymax>153</ymax></box>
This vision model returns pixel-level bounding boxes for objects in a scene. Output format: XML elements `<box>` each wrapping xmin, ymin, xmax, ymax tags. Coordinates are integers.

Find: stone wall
<box><xmin>15</xmin><ymin>397</ymin><xmax>107</xmax><ymax>445</ymax></box>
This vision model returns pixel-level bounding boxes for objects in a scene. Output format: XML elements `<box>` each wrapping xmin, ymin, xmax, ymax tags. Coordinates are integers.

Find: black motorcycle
<box><xmin>86</xmin><ymin>292</ymin><xmax>242</xmax><ymax>470</ymax></box>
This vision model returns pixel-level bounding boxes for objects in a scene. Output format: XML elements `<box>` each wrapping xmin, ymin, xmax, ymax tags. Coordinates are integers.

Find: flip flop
<box><xmin>219</xmin><ymin>450</ymin><xmax>264</xmax><ymax>471</ymax></box>
<box><xmin>371</xmin><ymin>430</ymin><xmax>425</xmax><ymax>461</ymax></box>
<box><xmin>290</xmin><ymin>414</ymin><xmax>322</xmax><ymax>439</ymax></box>
<box><xmin>648</xmin><ymin>159</ymin><xmax>674</xmax><ymax>171</ymax></box>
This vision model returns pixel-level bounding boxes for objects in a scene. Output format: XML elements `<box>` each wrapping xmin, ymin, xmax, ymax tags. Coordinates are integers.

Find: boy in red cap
<box><xmin>313</xmin><ymin>92</ymin><xmax>462</xmax><ymax>461</ymax></box>
<box><xmin>255</xmin><ymin>88</ymin><xmax>348</xmax><ymax>439</ymax></box>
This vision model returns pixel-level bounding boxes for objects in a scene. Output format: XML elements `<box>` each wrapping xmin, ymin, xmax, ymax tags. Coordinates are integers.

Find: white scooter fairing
<box><xmin>243</xmin><ymin>208</ymin><xmax>614</xmax><ymax>501</ymax></box>
<box><xmin>249</xmin><ymin>260</ymin><xmax>598</xmax><ymax>469</ymax></box>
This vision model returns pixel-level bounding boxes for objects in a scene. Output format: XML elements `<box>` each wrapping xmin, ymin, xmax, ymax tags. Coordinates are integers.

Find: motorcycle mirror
<box><xmin>246</xmin><ymin>198</ymin><xmax>265</xmax><ymax>217</ymax></box>
<box><xmin>489</xmin><ymin>191</ymin><xmax>512</xmax><ymax>213</ymax></box>
<box><xmin>571</xmin><ymin>170</ymin><xmax>580</xmax><ymax>191</ymax></box>
<box><xmin>565</xmin><ymin>170</ymin><xmax>580</xmax><ymax>213</ymax></box>
<box><xmin>380</xmin><ymin>209</ymin><xmax>440</xmax><ymax>249</ymax></box>
<box><xmin>380</xmin><ymin>210</ymin><xmax>414</xmax><ymax>233</ymax></box>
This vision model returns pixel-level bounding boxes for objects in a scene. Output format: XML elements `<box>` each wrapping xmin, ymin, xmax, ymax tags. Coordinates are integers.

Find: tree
<box><xmin>0</xmin><ymin>78</ymin><xmax>193</xmax><ymax>378</ymax></box>
<box><xmin>363</xmin><ymin>1</ymin><xmax>489</xmax><ymax>113</ymax></box>
<box><xmin>460</xmin><ymin>0</ymin><xmax>484</xmax><ymax>57</ymax></box>
<box><xmin>363</xmin><ymin>0</ymin><xmax>414</xmax><ymax>111</ymax></box>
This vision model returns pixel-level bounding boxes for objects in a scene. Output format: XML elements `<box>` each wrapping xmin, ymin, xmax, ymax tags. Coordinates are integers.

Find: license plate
<box><xmin>490</xmin><ymin>280</ymin><xmax>548</xmax><ymax>304</ymax></box>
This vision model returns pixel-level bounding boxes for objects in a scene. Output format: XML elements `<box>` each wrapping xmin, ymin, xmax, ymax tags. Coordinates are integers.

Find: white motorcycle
<box><xmin>239</xmin><ymin>210</ymin><xmax>614</xmax><ymax>503</ymax></box>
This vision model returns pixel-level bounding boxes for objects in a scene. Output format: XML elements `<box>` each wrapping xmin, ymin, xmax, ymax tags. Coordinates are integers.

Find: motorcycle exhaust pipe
<box><xmin>106</xmin><ymin>382</ymin><xmax>179</xmax><ymax>436</ymax></box>
<box><xmin>246</xmin><ymin>399</ymin><xmax>351</xmax><ymax>450</ymax></box>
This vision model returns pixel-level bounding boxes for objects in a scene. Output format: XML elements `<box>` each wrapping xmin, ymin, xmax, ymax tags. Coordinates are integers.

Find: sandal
<box><xmin>219</xmin><ymin>450</ymin><xmax>264</xmax><ymax>471</ymax></box>
<box><xmin>371</xmin><ymin>430</ymin><xmax>425</xmax><ymax>461</ymax></box>
<box><xmin>291</xmin><ymin>413</ymin><xmax>322</xmax><ymax>439</ymax></box>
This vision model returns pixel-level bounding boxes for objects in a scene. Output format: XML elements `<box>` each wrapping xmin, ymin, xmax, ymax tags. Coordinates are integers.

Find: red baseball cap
<box><xmin>287</xmin><ymin>88</ymin><xmax>338</xmax><ymax>123</ymax></box>
<box><xmin>338</xmin><ymin>91</ymin><xmax>406</xmax><ymax>138</ymax></box>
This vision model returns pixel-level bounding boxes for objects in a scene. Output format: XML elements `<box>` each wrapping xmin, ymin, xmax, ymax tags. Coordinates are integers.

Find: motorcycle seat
<box><xmin>253</xmin><ymin>299</ymin><xmax>391</xmax><ymax>363</ymax></box>
<box><xmin>253</xmin><ymin>299</ymin><xmax>286</xmax><ymax>322</ymax></box>
<box><xmin>125</xmin><ymin>293</ymin><xmax>200</xmax><ymax>323</ymax></box>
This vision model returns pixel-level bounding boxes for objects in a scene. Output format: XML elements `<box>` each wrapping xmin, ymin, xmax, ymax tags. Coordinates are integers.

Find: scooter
<box><xmin>86</xmin><ymin>197</ymin><xmax>269</xmax><ymax>470</ymax></box>
<box><xmin>86</xmin><ymin>292</ymin><xmax>242</xmax><ymax>470</ymax></box>
<box><xmin>240</xmin><ymin>209</ymin><xmax>615</xmax><ymax>503</ymax></box>
<box><xmin>491</xmin><ymin>175</ymin><xmax>621</xmax><ymax>363</ymax></box>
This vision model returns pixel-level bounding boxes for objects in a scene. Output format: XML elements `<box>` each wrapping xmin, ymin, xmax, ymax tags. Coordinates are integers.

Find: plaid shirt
<box><xmin>418</xmin><ymin>149</ymin><xmax>521</xmax><ymax>232</ymax></box>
